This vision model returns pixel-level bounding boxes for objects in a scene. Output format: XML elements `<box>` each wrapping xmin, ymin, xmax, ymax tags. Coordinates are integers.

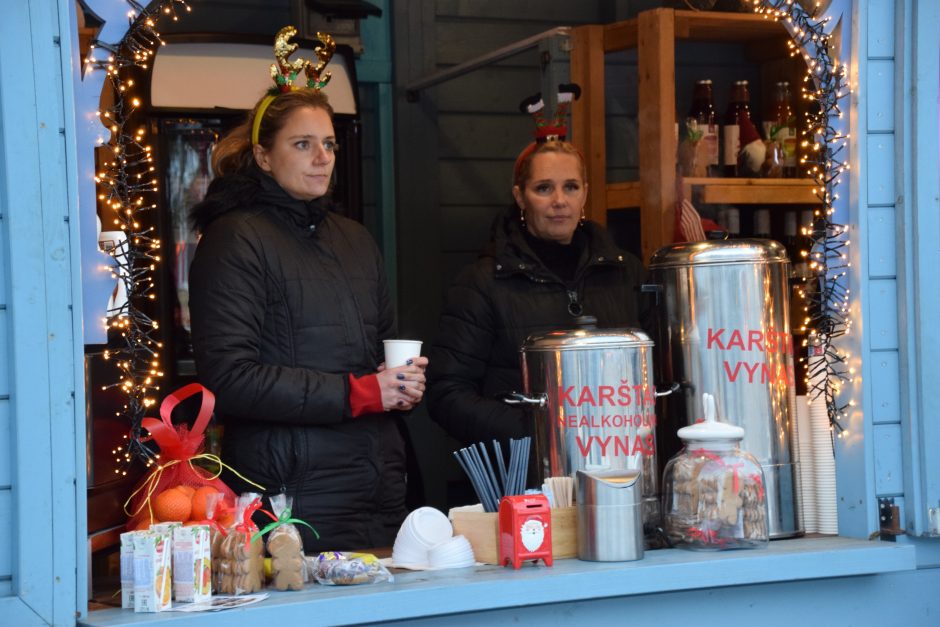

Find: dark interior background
<box><xmin>147</xmin><ymin>0</ymin><xmax>767</xmax><ymax>512</ymax></box>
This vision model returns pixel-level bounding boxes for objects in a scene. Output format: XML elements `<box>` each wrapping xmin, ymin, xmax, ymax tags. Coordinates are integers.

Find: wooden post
<box><xmin>570</xmin><ymin>25</ymin><xmax>607</xmax><ymax>227</ymax></box>
<box><xmin>638</xmin><ymin>9</ymin><xmax>677</xmax><ymax>263</ymax></box>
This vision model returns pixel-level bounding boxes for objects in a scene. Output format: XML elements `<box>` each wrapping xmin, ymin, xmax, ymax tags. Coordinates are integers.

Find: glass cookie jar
<box><xmin>662</xmin><ymin>395</ymin><xmax>769</xmax><ymax>550</ymax></box>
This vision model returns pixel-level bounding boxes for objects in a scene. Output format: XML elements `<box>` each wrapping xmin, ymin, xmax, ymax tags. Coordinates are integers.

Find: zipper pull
<box><xmin>566</xmin><ymin>290</ymin><xmax>583</xmax><ymax>316</ymax></box>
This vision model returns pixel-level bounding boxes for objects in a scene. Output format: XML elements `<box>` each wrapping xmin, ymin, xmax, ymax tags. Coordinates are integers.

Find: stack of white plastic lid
<box><xmin>391</xmin><ymin>507</ymin><xmax>475</xmax><ymax>569</ymax></box>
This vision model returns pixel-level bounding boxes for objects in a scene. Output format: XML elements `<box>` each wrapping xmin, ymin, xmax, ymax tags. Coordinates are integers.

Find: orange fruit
<box><xmin>217</xmin><ymin>512</ymin><xmax>236</xmax><ymax>529</ymax></box>
<box><xmin>133</xmin><ymin>512</ymin><xmax>159</xmax><ymax>531</ymax></box>
<box><xmin>152</xmin><ymin>486</ymin><xmax>193</xmax><ymax>522</ymax></box>
<box><xmin>176</xmin><ymin>485</ymin><xmax>196</xmax><ymax>498</ymax></box>
<box><xmin>191</xmin><ymin>486</ymin><xmax>221</xmax><ymax>521</ymax></box>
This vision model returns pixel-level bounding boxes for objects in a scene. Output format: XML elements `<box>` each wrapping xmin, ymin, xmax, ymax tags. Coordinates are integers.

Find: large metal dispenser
<box><xmin>508</xmin><ymin>319</ymin><xmax>661</xmax><ymax>532</ymax></box>
<box><xmin>648</xmin><ymin>238</ymin><xmax>802</xmax><ymax>538</ymax></box>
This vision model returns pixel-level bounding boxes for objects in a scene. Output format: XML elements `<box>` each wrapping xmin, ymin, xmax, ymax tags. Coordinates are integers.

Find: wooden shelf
<box><xmin>684</xmin><ymin>178</ymin><xmax>819</xmax><ymax>205</ymax></box>
<box><xmin>606</xmin><ymin>181</ymin><xmax>641</xmax><ymax>209</ymax></box>
<box><xmin>674</xmin><ymin>9</ymin><xmax>788</xmax><ymax>42</ymax></box>
<box><xmin>571</xmin><ymin>7</ymin><xmax>816</xmax><ymax>263</ymax></box>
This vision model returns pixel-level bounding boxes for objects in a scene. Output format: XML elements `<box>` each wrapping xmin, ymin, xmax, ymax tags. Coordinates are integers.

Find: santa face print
<box><xmin>520</xmin><ymin>518</ymin><xmax>546</xmax><ymax>552</ymax></box>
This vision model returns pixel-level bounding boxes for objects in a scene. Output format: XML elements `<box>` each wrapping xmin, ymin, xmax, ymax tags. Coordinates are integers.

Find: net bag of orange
<box><xmin>125</xmin><ymin>383</ymin><xmax>263</xmax><ymax>530</ymax></box>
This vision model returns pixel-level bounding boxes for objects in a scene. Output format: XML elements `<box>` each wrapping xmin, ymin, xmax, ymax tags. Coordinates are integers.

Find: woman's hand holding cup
<box><xmin>379</xmin><ymin>339</ymin><xmax>426</xmax><ymax>411</ymax></box>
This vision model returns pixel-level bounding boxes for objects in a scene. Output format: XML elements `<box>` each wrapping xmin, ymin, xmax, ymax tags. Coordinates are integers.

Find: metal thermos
<box><xmin>576</xmin><ymin>469</ymin><xmax>644</xmax><ymax>561</ymax></box>
<box><xmin>506</xmin><ymin>318</ymin><xmax>667</xmax><ymax>531</ymax></box>
<box><xmin>648</xmin><ymin>239</ymin><xmax>802</xmax><ymax>538</ymax></box>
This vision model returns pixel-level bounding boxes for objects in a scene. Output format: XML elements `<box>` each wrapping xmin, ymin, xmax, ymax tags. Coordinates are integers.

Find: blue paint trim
<box><xmin>898</xmin><ymin>0</ymin><xmax>940</xmax><ymax>537</ymax></box>
<box><xmin>0</xmin><ymin>596</ymin><xmax>47</xmax><ymax>626</ymax></box>
<box><xmin>0</xmin><ymin>0</ymin><xmax>85</xmax><ymax>622</ymax></box>
<box><xmin>62</xmin><ymin>0</ymin><xmax>89</xmax><ymax>618</ymax></box>
<box><xmin>80</xmin><ymin>537</ymin><xmax>915</xmax><ymax>626</ymax></box>
<box><xmin>834</xmin><ymin>0</ymin><xmax>878</xmax><ymax>539</ymax></box>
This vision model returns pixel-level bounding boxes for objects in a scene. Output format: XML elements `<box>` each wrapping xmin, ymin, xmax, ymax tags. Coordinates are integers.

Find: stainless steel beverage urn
<box><xmin>647</xmin><ymin>239</ymin><xmax>802</xmax><ymax>539</ymax></box>
<box><xmin>508</xmin><ymin>318</ymin><xmax>662</xmax><ymax>531</ymax></box>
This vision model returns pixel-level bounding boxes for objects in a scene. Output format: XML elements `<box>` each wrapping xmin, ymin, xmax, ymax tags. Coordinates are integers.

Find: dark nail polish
<box><xmin>397</xmin><ymin>400</ymin><xmax>404</xmax><ymax>407</ymax></box>
<box><xmin>396</xmin><ymin>373</ymin><xmax>405</xmax><ymax>380</ymax></box>
<box><xmin>398</xmin><ymin>384</ymin><xmax>406</xmax><ymax>392</ymax></box>
<box><xmin>406</xmin><ymin>359</ymin><xmax>414</xmax><ymax>366</ymax></box>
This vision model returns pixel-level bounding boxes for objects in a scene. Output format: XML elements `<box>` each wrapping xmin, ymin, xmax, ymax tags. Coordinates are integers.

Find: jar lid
<box><xmin>677</xmin><ymin>393</ymin><xmax>744</xmax><ymax>441</ymax></box>
<box><xmin>648</xmin><ymin>239</ymin><xmax>788</xmax><ymax>269</ymax></box>
<box><xmin>522</xmin><ymin>326</ymin><xmax>653</xmax><ymax>352</ymax></box>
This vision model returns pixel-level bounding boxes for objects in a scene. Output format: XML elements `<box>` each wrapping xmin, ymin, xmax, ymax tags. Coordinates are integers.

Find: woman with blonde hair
<box><xmin>428</xmin><ymin>87</ymin><xmax>646</xmax><ymax>446</ymax></box>
<box><xmin>189</xmin><ymin>31</ymin><xmax>426</xmax><ymax>551</ymax></box>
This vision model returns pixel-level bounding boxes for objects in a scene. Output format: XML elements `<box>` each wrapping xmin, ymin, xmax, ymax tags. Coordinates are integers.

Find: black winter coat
<box><xmin>427</xmin><ymin>208</ymin><xmax>648</xmax><ymax>446</ymax></box>
<box><xmin>188</xmin><ymin>168</ymin><xmax>406</xmax><ymax>552</ymax></box>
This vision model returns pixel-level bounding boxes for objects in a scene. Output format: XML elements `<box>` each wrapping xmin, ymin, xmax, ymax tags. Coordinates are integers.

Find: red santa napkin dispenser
<box><xmin>498</xmin><ymin>494</ymin><xmax>553</xmax><ymax>569</ymax></box>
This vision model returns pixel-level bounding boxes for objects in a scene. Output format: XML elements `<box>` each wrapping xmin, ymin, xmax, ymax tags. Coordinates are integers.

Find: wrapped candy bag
<box><xmin>255</xmin><ymin>494</ymin><xmax>318</xmax><ymax>591</ymax></box>
<box><xmin>311</xmin><ymin>552</ymin><xmax>393</xmax><ymax>586</ymax></box>
<box><xmin>124</xmin><ymin>384</ymin><xmax>262</xmax><ymax>531</ymax></box>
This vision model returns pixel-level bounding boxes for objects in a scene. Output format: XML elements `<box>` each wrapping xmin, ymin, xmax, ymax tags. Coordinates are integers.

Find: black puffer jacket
<box><xmin>188</xmin><ymin>167</ymin><xmax>405</xmax><ymax>552</ymax></box>
<box><xmin>428</xmin><ymin>208</ymin><xmax>647</xmax><ymax>446</ymax></box>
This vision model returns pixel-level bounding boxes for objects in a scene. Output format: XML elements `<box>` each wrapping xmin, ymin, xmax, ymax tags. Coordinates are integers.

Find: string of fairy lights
<box><xmin>83</xmin><ymin>0</ymin><xmax>850</xmax><ymax>470</ymax></box>
<box><xmin>84</xmin><ymin>0</ymin><xmax>191</xmax><ymax>471</ymax></box>
<box><xmin>750</xmin><ymin>0</ymin><xmax>852</xmax><ymax>437</ymax></box>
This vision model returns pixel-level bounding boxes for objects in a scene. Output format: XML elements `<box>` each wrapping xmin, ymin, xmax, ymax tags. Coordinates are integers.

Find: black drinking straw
<box><xmin>492</xmin><ymin>440</ymin><xmax>508</xmax><ymax>490</ymax></box>
<box><xmin>452</xmin><ymin>451</ymin><xmax>490</xmax><ymax>511</ymax></box>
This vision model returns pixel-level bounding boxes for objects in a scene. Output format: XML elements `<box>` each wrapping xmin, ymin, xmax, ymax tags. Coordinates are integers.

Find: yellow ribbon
<box><xmin>123</xmin><ymin>453</ymin><xmax>266</xmax><ymax>520</ymax></box>
<box><xmin>251</xmin><ymin>94</ymin><xmax>278</xmax><ymax>146</ymax></box>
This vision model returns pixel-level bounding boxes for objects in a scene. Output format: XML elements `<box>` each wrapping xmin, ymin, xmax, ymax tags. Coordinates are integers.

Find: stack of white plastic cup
<box><xmin>391</xmin><ymin>507</ymin><xmax>453</xmax><ymax>567</ymax></box>
<box><xmin>428</xmin><ymin>535</ymin><xmax>475</xmax><ymax>569</ymax></box>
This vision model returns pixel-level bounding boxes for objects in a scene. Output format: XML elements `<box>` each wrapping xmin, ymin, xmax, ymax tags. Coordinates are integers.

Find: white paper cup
<box><xmin>383</xmin><ymin>339</ymin><xmax>423</xmax><ymax>368</ymax></box>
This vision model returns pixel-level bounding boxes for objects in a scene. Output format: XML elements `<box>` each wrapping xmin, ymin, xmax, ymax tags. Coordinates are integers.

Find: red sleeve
<box><xmin>348</xmin><ymin>373</ymin><xmax>383</xmax><ymax>417</ymax></box>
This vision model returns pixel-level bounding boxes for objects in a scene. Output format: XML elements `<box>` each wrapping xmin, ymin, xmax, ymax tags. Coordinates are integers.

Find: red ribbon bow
<box><xmin>234</xmin><ymin>498</ymin><xmax>277</xmax><ymax>550</ymax></box>
<box><xmin>141</xmin><ymin>383</ymin><xmax>215</xmax><ymax>460</ymax></box>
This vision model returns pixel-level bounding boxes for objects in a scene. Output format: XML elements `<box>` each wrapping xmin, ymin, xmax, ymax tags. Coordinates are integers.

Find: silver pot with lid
<box><xmin>506</xmin><ymin>316</ymin><xmax>668</xmax><ymax>532</ymax></box>
<box><xmin>647</xmin><ymin>238</ymin><xmax>802</xmax><ymax>539</ymax></box>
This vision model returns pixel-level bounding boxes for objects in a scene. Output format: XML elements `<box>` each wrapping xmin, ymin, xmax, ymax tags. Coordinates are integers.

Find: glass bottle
<box><xmin>723</xmin><ymin>206</ymin><xmax>741</xmax><ymax>238</ymax></box>
<box><xmin>762</xmin><ymin>81</ymin><xmax>798</xmax><ymax>178</ymax></box>
<box><xmin>722</xmin><ymin>80</ymin><xmax>752</xmax><ymax>177</ymax></box>
<box><xmin>752</xmin><ymin>208</ymin><xmax>772</xmax><ymax>239</ymax></box>
<box><xmin>662</xmin><ymin>393</ymin><xmax>769</xmax><ymax>551</ymax></box>
<box><xmin>687</xmin><ymin>79</ymin><xmax>720</xmax><ymax>177</ymax></box>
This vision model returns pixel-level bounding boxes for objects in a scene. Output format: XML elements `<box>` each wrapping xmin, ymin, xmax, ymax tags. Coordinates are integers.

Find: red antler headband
<box><xmin>251</xmin><ymin>26</ymin><xmax>336</xmax><ymax>146</ymax></box>
<box><xmin>513</xmin><ymin>83</ymin><xmax>582</xmax><ymax>182</ymax></box>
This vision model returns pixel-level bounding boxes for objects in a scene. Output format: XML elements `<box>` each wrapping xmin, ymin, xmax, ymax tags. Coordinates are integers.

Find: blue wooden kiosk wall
<box><xmin>0</xmin><ymin>0</ymin><xmax>937</xmax><ymax>625</ymax></box>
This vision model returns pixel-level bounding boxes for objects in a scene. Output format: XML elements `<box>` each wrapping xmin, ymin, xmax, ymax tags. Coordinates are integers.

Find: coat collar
<box><xmin>190</xmin><ymin>163</ymin><xmax>330</xmax><ymax>234</ymax></box>
<box><xmin>486</xmin><ymin>207</ymin><xmax>628</xmax><ymax>281</ymax></box>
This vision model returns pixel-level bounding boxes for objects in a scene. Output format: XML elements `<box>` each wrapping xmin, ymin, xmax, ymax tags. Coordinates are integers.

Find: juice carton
<box><xmin>119</xmin><ymin>532</ymin><xmax>136</xmax><ymax>609</ymax></box>
<box><xmin>173</xmin><ymin>525</ymin><xmax>212</xmax><ymax>603</ymax></box>
<box><xmin>132</xmin><ymin>531</ymin><xmax>172</xmax><ymax>612</ymax></box>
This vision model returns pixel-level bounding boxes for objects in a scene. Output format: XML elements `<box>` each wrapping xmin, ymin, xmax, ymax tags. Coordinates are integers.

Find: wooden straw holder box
<box><xmin>449</xmin><ymin>506</ymin><xmax>577</xmax><ymax>564</ymax></box>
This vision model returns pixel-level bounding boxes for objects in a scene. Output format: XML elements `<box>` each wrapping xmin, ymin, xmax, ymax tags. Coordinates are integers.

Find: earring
<box><xmin>579</xmin><ymin>207</ymin><xmax>586</xmax><ymax>226</ymax></box>
<box><xmin>520</xmin><ymin>208</ymin><xmax>527</xmax><ymax>227</ymax></box>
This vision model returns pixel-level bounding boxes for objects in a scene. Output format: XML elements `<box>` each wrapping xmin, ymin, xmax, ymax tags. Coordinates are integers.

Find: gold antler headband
<box><xmin>252</xmin><ymin>27</ymin><xmax>336</xmax><ymax>145</ymax></box>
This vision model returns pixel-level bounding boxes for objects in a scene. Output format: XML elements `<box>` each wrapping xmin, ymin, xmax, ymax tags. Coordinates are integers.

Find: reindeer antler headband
<box><xmin>251</xmin><ymin>26</ymin><xmax>336</xmax><ymax>146</ymax></box>
<box><xmin>520</xmin><ymin>83</ymin><xmax>581</xmax><ymax>143</ymax></box>
<box><xmin>513</xmin><ymin>83</ymin><xmax>582</xmax><ymax>182</ymax></box>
